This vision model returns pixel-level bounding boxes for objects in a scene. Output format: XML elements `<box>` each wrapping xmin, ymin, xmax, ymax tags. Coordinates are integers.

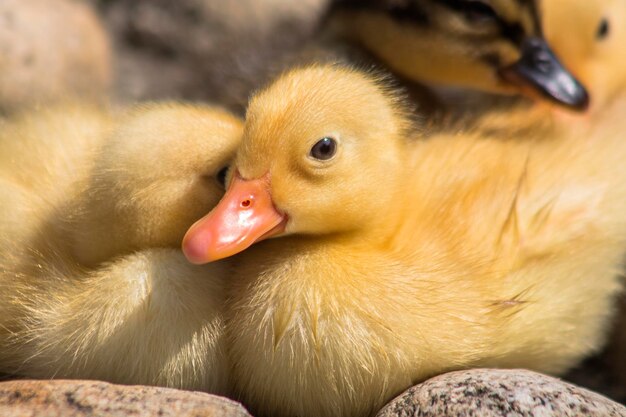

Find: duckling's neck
<box><xmin>341</xmin><ymin>176</ymin><xmax>414</xmax><ymax>252</ymax></box>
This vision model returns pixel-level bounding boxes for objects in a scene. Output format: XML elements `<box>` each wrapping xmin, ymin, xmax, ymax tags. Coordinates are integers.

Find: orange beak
<box><xmin>182</xmin><ymin>173</ymin><xmax>286</xmax><ymax>264</ymax></box>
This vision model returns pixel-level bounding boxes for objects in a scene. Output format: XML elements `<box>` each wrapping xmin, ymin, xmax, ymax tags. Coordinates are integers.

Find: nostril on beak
<box><xmin>534</xmin><ymin>54</ymin><xmax>553</xmax><ymax>73</ymax></box>
<box><xmin>525</xmin><ymin>41</ymin><xmax>553</xmax><ymax>73</ymax></box>
<box><xmin>241</xmin><ymin>199</ymin><xmax>252</xmax><ymax>208</ymax></box>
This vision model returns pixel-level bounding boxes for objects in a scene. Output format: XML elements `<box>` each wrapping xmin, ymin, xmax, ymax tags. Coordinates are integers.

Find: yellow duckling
<box><xmin>183</xmin><ymin>65</ymin><xmax>625</xmax><ymax>417</ymax></box>
<box><xmin>0</xmin><ymin>103</ymin><xmax>242</xmax><ymax>393</ymax></box>
<box><xmin>324</xmin><ymin>0</ymin><xmax>589</xmax><ymax>111</ymax></box>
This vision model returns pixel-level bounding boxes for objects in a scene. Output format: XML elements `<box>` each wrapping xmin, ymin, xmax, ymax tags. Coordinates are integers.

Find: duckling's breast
<box><xmin>225</xmin><ymin>237</ymin><xmax>496</xmax><ymax>417</ymax></box>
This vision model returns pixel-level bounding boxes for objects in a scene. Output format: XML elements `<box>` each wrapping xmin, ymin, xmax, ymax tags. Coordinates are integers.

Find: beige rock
<box><xmin>377</xmin><ymin>369</ymin><xmax>626</xmax><ymax>417</ymax></box>
<box><xmin>0</xmin><ymin>0</ymin><xmax>111</xmax><ymax>113</ymax></box>
<box><xmin>0</xmin><ymin>379</ymin><xmax>252</xmax><ymax>417</ymax></box>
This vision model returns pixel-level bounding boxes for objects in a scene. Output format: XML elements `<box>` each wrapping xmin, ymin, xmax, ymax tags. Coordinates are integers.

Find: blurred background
<box><xmin>94</xmin><ymin>0</ymin><xmax>328</xmax><ymax>113</ymax></box>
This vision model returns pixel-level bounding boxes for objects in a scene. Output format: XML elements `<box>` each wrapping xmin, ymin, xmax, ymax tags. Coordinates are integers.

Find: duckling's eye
<box><xmin>597</xmin><ymin>18</ymin><xmax>610</xmax><ymax>40</ymax></box>
<box><xmin>216</xmin><ymin>166</ymin><xmax>229</xmax><ymax>188</ymax></box>
<box><xmin>462</xmin><ymin>0</ymin><xmax>498</xmax><ymax>23</ymax></box>
<box><xmin>309</xmin><ymin>137</ymin><xmax>337</xmax><ymax>161</ymax></box>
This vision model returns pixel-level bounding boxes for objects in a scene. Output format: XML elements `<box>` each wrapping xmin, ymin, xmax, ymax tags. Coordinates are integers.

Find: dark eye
<box><xmin>216</xmin><ymin>166</ymin><xmax>229</xmax><ymax>187</ymax></box>
<box><xmin>462</xmin><ymin>1</ymin><xmax>498</xmax><ymax>23</ymax></box>
<box><xmin>597</xmin><ymin>18</ymin><xmax>610</xmax><ymax>40</ymax></box>
<box><xmin>309</xmin><ymin>137</ymin><xmax>337</xmax><ymax>161</ymax></box>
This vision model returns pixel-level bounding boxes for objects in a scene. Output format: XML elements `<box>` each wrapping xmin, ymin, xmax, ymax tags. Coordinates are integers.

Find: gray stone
<box><xmin>377</xmin><ymin>369</ymin><xmax>626</xmax><ymax>417</ymax></box>
<box><xmin>0</xmin><ymin>379</ymin><xmax>252</xmax><ymax>417</ymax></box>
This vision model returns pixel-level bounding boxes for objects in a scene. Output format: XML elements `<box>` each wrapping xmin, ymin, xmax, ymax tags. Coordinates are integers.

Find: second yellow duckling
<box><xmin>0</xmin><ymin>103</ymin><xmax>242</xmax><ymax>393</ymax></box>
<box><xmin>184</xmin><ymin>65</ymin><xmax>626</xmax><ymax>417</ymax></box>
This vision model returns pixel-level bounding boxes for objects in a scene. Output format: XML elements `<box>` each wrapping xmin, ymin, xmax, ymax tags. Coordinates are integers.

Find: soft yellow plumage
<box><xmin>183</xmin><ymin>65</ymin><xmax>626</xmax><ymax>417</ymax></box>
<box><xmin>0</xmin><ymin>103</ymin><xmax>242</xmax><ymax>393</ymax></box>
<box><xmin>4</xmin><ymin>248</ymin><xmax>230</xmax><ymax>392</ymax></box>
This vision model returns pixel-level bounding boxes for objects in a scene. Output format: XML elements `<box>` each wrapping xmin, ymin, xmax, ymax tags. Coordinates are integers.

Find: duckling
<box><xmin>322</xmin><ymin>0</ymin><xmax>589</xmax><ymax>112</ymax></box>
<box><xmin>0</xmin><ymin>103</ymin><xmax>243</xmax><ymax>392</ymax></box>
<box><xmin>183</xmin><ymin>65</ymin><xmax>626</xmax><ymax>417</ymax></box>
<box><xmin>544</xmin><ymin>0</ymin><xmax>626</xmax><ymax>111</ymax></box>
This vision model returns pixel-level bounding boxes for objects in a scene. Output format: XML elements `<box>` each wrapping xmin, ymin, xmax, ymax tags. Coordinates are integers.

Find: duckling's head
<box><xmin>71</xmin><ymin>103</ymin><xmax>243</xmax><ymax>266</ymax></box>
<box><xmin>327</xmin><ymin>0</ymin><xmax>589</xmax><ymax>110</ymax></box>
<box><xmin>544</xmin><ymin>0</ymin><xmax>626</xmax><ymax>109</ymax></box>
<box><xmin>183</xmin><ymin>65</ymin><xmax>413</xmax><ymax>263</ymax></box>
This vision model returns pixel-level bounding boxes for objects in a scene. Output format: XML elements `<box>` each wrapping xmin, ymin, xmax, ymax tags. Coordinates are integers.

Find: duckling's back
<box><xmin>394</xmin><ymin>102</ymin><xmax>626</xmax><ymax>372</ymax></box>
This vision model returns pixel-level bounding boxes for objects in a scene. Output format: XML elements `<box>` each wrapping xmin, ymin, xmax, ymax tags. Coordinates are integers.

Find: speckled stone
<box><xmin>0</xmin><ymin>380</ymin><xmax>251</xmax><ymax>417</ymax></box>
<box><xmin>377</xmin><ymin>369</ymin><xmax>626</xmax><ymax>417</ymax></box>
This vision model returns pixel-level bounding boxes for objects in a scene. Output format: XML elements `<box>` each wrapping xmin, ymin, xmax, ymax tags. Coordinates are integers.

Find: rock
<box><xmin>0</xmin><ymin>0</ymin><xmax>112</xmax><ymax>114</ymax></box>
<box><xmin>377</xmin><ymin>369</ymin><xmax>626</xmax><ymax>417</ymax></box>
<box><xmin>0</xmin><ymin>379</ymin><xmax>252</xmax><ymax>417</ymax></box>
